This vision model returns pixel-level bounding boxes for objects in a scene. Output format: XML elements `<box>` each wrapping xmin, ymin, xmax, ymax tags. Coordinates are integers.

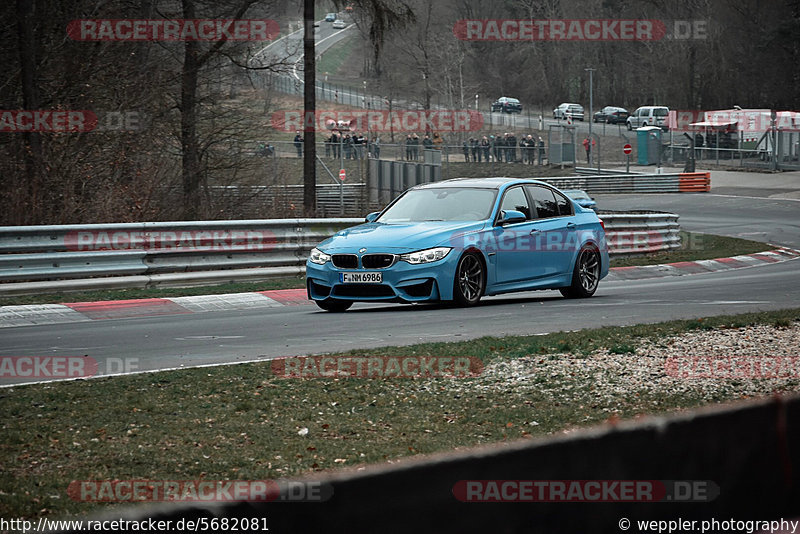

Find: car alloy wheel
<box><xmin>560</xmin><ymin>245</ymin><xmax>600</xmax><ymax>298</ymax></box>
<box><xmin>453</xmin><ymin>253</ymin><xmax>484</xmax><ymax>306</ymax></box>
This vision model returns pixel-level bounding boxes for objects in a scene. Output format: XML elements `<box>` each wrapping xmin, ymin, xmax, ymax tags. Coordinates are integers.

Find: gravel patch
<box><xmin>454</xmin><ymin>323</ymin><xmax>800</xmax><ymax>407</ymax></box>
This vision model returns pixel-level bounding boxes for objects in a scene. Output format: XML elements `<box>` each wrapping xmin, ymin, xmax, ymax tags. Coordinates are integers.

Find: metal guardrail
<box><xmin>599</xmin><ymin>211</ymin><xmax>680</xmax><ymax>254</ymax></box>
<box><xmin>543</xmin><ymin>172</ymin><xmax>710</xmax><ymax>194</ymax></box>
<box><xmin>0</xmin><ymin>212</ymin><xmax>680</xmax><ymax>296</ymax></box>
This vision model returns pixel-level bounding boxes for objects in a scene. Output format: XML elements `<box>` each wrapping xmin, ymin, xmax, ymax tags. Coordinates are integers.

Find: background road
<box><xmin>1</xmin><ymin>171</ymin><xmax>798</xmax><ymax>385</ymax></box>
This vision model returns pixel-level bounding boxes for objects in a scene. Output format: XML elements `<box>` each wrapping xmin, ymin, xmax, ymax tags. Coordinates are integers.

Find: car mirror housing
<box><xmin>365</xmin><ymin>212</ymin><xmax>380</xmax><ymax>223</ymax></box>
<box><xmin>498</xmin><ymin>209</ymin><xmax>526</xmax><ymax>225</ymax></box>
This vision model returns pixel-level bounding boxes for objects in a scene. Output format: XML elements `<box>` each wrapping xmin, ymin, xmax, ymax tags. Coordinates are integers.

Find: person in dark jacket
<box><xmin>507</xmin><ymin>132</ymin><xmax>517</xmax><ymax>162</ymax></box>
<box><xmin>411</xmin><ymin>133</ymin><xmax>420</xmax><ymax>160</ymax></box>
<box><xmin>330</xmin><ymin>132</ymin><xmax>340</xmax><ymax>159</ymax></box>
<box><xmin>471</xmin><ymin>137</ymin><xmax>480</xmax><ymax>162</ymax></box>
<box><xmin>538</xmin><ymin>136</ymin><xmax>545</xmax><ymax>165</ymax></box>
<box><xmin>493</xmin><ymin>134</ymin><xmax>504</xmax><ymax>162</ymax></box>
<box><xmin>293</xmin><ymin>131</ymin><xmax>303</xmax><ymax>157</ymax></box>
<box><xmin>343</xmin><ymin>134</ymin><xmax>353</xmax><ymax>159</ymax></box>
<box><xmin>480</xmin><ymin>136</ymin><xmax>490</xmax><ymax>162</ymax></box>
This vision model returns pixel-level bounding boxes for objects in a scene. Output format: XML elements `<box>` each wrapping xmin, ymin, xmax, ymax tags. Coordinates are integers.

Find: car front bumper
<box><xmin>306</xmin><ymin>253</ymin><xmax>461</xmax><ymax>303</ymax></box>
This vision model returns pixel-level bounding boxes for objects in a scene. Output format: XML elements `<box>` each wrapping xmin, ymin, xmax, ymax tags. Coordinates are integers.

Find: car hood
<box><xmin>317</xmin><ymin>221</ymin><xmax>488</xmax><ymax>253</ymax></box>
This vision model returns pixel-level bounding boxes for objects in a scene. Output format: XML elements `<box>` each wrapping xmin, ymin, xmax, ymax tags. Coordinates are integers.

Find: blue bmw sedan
<box><xmin>306</xmin><ymin>178</ymin><xmax>609</xmax><ymax>312</ymax></box>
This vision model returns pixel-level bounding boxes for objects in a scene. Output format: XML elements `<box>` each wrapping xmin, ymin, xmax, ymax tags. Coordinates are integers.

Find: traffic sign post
<box><xmin>338</xmin><ymin>169</ymin><xmax>346</xmax><ymax>216</ymax></box>
<box><xmin>623</xmin><ymin>143</ymin><xmax>632</xmax><ymax>173</ymax></box>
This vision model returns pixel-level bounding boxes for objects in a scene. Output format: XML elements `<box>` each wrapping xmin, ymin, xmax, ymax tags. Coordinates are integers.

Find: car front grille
<box><xmin>331</xmin><ymin>254</ymin><xmax>358</xmax><ymax>269</ymax></box>
<box><xmin>361</xmin><ymin>254</ymin><xmax>396</xmax><ymax>269</ymax></box>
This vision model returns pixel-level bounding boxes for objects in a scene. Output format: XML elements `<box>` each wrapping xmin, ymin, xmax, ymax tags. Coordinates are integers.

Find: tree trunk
<box><xmin>16</xmin><ymin>0</ymin><xmax>44</xmax><ymax>224</ymax></box>
<box><xmin>303</xmin><ymin>0</ymin><xmax>316</xmax><ymax>216</ymax></box>
<box><xmin>181</xmin><ymin>0</ymin><xmax>202</xmax><ymax>219</ymax></box>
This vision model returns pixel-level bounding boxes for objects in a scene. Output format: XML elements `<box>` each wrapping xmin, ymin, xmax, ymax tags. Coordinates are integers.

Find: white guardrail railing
<box><xmin>0</xmin><ymin>213</ymin><xmax>679</xmax><ymax>295</ymax></box>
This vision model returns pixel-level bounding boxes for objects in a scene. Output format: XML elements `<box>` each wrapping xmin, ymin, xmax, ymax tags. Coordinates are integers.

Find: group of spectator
<box><xmin>291</xmin><ymin>130</ymin><xmax>383</xmax><ymax>160</ymax></box>
<box><xmin>289</xmin><ymin>129</ymin><xmax>547</xmax><ymax>164</ymax></box>
<box><xmin>403</xmin><ymin>132</ymin><xmax>445</xmax><ymax>160</ymax></box>
<box><xmin>463</xmin><ymin>133</ymin><xmax>546</xmax><ymax>164</ymax></box>
<box><xmin>325</xmin><ymin>131</ymin><xmax>381</xmax><ymax>160</ymax></box>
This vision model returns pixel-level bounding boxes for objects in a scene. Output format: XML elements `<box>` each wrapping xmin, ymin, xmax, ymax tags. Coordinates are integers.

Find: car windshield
<box><xmin>377</xmin><ymin>187</ymin><xmax>497</xmax><ymax>223</ymax></box>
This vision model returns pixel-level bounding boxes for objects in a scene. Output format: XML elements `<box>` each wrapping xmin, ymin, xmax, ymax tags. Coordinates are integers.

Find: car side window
<box><xmin>553</xmin><ymin>190</ymin><xmax>572</xmax><ymax>216</ymax></box>
<box><xmin>526</xmin><ymin>186</ymin><xmax>559</xmax><ymax>219</ymax></box>
<box><xmin>499</xmin><ymin>186</ymin><xmax>532</xmax><ymax>220</ymax></box>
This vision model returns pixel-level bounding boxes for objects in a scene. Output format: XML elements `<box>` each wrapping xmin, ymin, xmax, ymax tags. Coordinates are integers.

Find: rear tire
<box><xmin>560</xmin><ymin>244</ymin><xmax>601</xmax><ymax>299</ymax></box>
<box><xmin>626</xmin><ymin>122</ymin><xmax>632</xmax><ymax>131</ymax></box>
<box><xmin>315</xmin><ymin>299</ymin><xmax>353</xmax><ymax>312</ymax></box>
<box><xmin>453</xmin><ymin>253</ymin><xmax>485</xmax><ymax>306</ymax></box>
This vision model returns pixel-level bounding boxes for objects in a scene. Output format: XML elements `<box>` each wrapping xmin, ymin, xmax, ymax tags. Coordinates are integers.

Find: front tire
<box><xmin>453</xmin><ymin>253</ymin><xmax>485</xmax><ymax>306</ymax></box>
<box><xmin>560</xmin><ymin>244</ymin><xmax>601</xmax><ymax>299</ymax></box>
<box><xmin>315</xmin><ymin>299</ymin><xmax>353</xmax><ymax>312</ymax></box>
<box><xmin>626</xmin><ymin>122</ymin><xmax>632</xmax><ymax>131</ymax></box>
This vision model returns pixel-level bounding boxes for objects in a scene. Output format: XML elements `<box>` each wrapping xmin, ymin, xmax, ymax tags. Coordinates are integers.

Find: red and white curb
<box><xmin>605</xmin><ymin>246</ymin><xmax>800</xmax><ymax>281</ymax></box>
<box><xmin>1</xmin><ymin>247</ymin><xmax>798</xmax><ymax>328</ymax></box>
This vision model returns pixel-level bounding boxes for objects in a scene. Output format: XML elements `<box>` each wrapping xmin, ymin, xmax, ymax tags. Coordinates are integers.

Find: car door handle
<box><xmin>529</xmin><ymin>229</ymin><xmax>541</xmax><ymax>235</ymax></box>
<box><xmin>566</xmin><ymin>222</ymin><xmax>576</xmax><ymax>229</ymax></box>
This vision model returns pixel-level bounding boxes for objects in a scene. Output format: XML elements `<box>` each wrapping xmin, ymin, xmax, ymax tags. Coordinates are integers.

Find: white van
<box><xmin>626</xmin><ymin>106</ymin><xmax>669</xmax><ymax>130</ymax></box>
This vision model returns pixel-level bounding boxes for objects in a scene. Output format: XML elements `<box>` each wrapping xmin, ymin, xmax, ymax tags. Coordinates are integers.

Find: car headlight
<box><xmin>400</xmin><ymin>247</ymin><xmax>451</xmax><ymax>265</ymax></box>
<box><xmin>308</xmin><ymin>247</ymin><xmax>331</xmax><ymax>265</ymax></box>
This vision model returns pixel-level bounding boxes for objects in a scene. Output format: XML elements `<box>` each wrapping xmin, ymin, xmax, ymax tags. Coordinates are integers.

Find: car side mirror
<box><xmin>499</xmin><ymin>209</ymin><xmax>526</xmax><ymax>225</ymax></box>
<box><xmin>365</xmin><ymin>212</ymin><xmax>380</xmax><ymax>223</ymax></box>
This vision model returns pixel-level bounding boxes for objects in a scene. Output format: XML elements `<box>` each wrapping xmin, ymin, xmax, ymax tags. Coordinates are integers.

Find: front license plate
<box><xmin>340</xmin><ymin>272</ymin><xmax>382</xmax><ymax>283</ymax></box>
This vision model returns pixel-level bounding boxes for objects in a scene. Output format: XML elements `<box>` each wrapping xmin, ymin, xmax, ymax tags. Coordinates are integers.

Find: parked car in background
<box><xmin>553</xmin><ymin>103</ymin><xmax>585</xmax><ymax>121</ymax></box>
<box><xmin>562</xmin><ymin>189</ymin><xmax>597</xmax><ymax>211</ymax></box>
<box><xmin>306</xmin><ymin>178</ymin><xmax>609</xmax><ymax>311</ymax></box>
<box><xmin>325</xmin><ymin>13</ymin><xmax>337</xmax><ymax>22</ymax></box>
<box><xmin>491</xmin><ymin>97</ymin><xmax>523</xmax><ymax>114</ymax></box>
<box><xmin>626</xmin><ymin>106</ymin><xmax>670</xmax><ymax>131</ymax></box>
<box><xmin>593</xmin><ymin>106</ymin><xmax>629</xmax><ymax>124</ymax></box>
<box><xmin>332</xmin><ymin>19</ymin><xmax>347</xmax><ymax>29</ymax></box>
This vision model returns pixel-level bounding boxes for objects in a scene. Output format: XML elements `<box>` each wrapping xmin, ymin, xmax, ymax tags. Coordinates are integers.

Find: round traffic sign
<box><xmin>623</xmin><ymin>144</ymin><xmax>632</xmax><ymax>155</ymax></box>
<box><xmin>339</xmin><ymin>169</ymin><xmax>346</xmax><ymax>181</ymax></box>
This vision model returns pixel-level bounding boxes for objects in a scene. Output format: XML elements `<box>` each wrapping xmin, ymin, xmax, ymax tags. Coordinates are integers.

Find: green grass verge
<box><xmin>1</xmin><ymin>308</ymin><xmax>799</xmax><ymax>519</ymax></box>
<box><xmin>0</xmin><ymin>232</ymin><xmax>773</xmax><ymax>306</ymax></box>
<box><xmin>317</xmin><ymin>34</ymin><xmax>359</xmax><ymax>76</ymax></box>
<box><xmin>608</xmin><ymin>231</ymin><xmax>771</xmax><ymax>268</ymax></box>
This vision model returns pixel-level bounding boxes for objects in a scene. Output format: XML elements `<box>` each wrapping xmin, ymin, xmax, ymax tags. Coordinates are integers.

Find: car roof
<box><xmin>411</xmin><ymin>177</ymin><xmax>552</xmax><ymax>190</ymax></box>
